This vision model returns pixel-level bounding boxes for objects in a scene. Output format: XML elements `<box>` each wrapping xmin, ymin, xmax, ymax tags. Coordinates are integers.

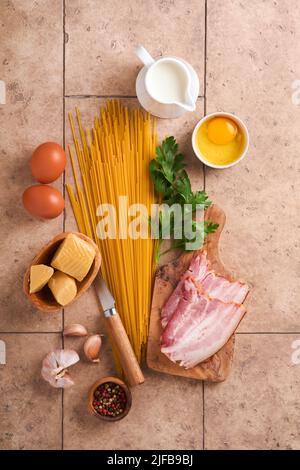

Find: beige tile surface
<box><xmin>204</xmin><ymin>334</ymin><xmax>300</xmax><ymax>450</ymax></box>
<box><xmin>0</xmin><ymin>334</ymin><xmax>62</xmax><ymax>450</ymax></box>
<box><xmin>63</xmin><ymin>335</ymin><xmax>202</xmax><ymax>450</ymax></box>
<box><xmin>65</xmin><ymin>0</ymin><xmax>205</xmax><ymax>96</ymax></box>
<box><xmin>1</xmin><ymin>0</ymin><xmax>299</xmax><ymax>452</ymax></box>
<box><xmin>0</xmin><ymin>0</ymin><xmax>63</xmax><ymax>331</ymax></box>
<box><xmin>205</xmin><ymin>0</ymin><xmax>300</xmax><ymax>332</ymax></box>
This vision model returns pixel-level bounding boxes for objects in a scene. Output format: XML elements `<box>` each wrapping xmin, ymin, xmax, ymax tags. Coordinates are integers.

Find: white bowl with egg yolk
<box><xmin>192</xmin><ymin>112</ymin><xmax>250</xmax><ymax>169</ymax></box>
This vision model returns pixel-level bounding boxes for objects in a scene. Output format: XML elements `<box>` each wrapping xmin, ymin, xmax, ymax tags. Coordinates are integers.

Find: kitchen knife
<box><xmin>94</xmin><ymin>275</ymin><xmax>145</xmax><ymax>387</ymax></box>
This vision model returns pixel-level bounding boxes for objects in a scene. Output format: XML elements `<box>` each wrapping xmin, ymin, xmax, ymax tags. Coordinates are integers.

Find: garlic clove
<box><xmin>84</xmin><ymin>335</ymin><xmax>102</xmax><ymax>363</ymax></box>
<box><xmin>63</xmin><ymin>323</ymin><xmax>88</xmax><ymax>337</ymax></box>
<box><xmin>41</xmin><ymin>349</ymin><xmax>80</xmax><ymax>388</ymax></box>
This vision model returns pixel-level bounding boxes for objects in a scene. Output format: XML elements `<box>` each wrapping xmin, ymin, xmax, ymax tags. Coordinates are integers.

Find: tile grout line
<box><xmin>203</xmin><ymin>0</ymin><xmax>208</xmax><ymax>193</ymax></box>
<box><xmin>0</xmin><ymin>331</ymin><xmax>63</xmax><ymax>334</ymax></box>
<box><xmin>203</xmin><ymin>0</ymin><xmax>208</xmax><ymax>116</ymax></box>
<box><xmin>65</xmin><ymin>94</ymin><xmax>137</xmax><ymax>99</ymax></box>
<box><xmin>236</xmin><ymin>332</ymin><xmax>300</xmax><ymax>335</ymax></box>
<box><xmin>62</xmin><ymin>0</ymin><xmax>66</xmax><ymax>337</ymax></box>
<box><xmin>62</xmin><ymin>0</ymin><xmax>66</xmax><ymax>452</ymax></box>
<box><xmin>202</xmin><ymin>0</ymin><xmax>208</xmax><ymax>451</ymax></box>
<box><xmin>65</xmin><ymin>94</ymin><xmax>206</xmax><ymax>99</ymax></box>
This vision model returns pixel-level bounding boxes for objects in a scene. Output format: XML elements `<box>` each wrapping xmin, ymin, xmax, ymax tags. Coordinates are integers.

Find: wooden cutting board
<box><xmin>147</xmin><ymin>204</ymin><xmax>248</xmax><ymax>382</ymax></box>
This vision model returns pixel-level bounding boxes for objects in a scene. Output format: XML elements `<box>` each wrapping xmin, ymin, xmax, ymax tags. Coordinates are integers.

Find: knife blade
<box><xmin>93</xmin><ymin>274</ymin><xmax>116</xmax><ymax>316</ymax></box>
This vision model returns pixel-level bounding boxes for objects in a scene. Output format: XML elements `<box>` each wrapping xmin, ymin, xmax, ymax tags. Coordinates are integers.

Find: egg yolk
<box><xmin>207</xmin><ymin>117</ymin><xmax>238</xmax><ymax>145</ymax></box>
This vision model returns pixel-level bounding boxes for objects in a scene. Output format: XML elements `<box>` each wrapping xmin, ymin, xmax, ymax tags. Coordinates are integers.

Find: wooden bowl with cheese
<box><xmin>23</xmin><ymin>232</ymin><xmax>101</xmax><ymax>312</ymax></box>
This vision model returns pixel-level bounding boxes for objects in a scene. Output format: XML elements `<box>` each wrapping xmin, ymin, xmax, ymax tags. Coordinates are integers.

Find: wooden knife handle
<box><xmin>105</xmin><ymin>312</ymin><xmax>145</xmax><ymax>387</ymax></box>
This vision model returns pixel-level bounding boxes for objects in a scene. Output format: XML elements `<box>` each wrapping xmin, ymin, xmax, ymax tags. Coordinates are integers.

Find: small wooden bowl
<box><xmin>23</xmin><ymin>232</ymin><xmax>101</xmax><ymax>312</ymax></box>
<box><xmin>88</xmin><ymin>376</ymin><xmax>132</xmax><ymax>422</ymax></box>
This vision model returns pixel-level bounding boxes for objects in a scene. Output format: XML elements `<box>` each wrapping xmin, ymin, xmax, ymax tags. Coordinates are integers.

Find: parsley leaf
<box><xmin>149</xmin><ymin>136</ymin><xmax>219</xmax><ymax>260</ymax></box>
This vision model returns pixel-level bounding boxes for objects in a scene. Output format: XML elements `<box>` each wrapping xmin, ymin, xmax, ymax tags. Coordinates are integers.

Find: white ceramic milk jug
<box><xmin>135</xmin><ymin>45</ymin><xmax>199</xmax><ymax>119</ymax></box>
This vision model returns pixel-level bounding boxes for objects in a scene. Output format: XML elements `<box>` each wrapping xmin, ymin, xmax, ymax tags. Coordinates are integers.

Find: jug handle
<box><xmin>135</xmin><ymin>46</ymin><xmax>155</xmax><ymax>67</ymax></box>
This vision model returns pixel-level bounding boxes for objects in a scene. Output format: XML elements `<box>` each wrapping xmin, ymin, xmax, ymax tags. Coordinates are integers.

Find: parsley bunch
<box><xmin>149</xmin><ymin>136</ymin><xmax>218</xmax><ymax>259</ymax></box>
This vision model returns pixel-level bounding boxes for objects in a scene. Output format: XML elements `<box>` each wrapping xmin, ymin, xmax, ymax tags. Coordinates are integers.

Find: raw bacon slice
<box><xmin>195</xmin><ymin>272</ymin><xmax>248</xmax><ymax>304</ymax></box>
<box><xmin>161</xmin><ymin>251</ymin><xmax>210</xmax><ymax>328</ymax></box>
<box><xmin>160</xmin><ymin>250</ymin><xmax>249</xmax><ymax>369</ymax></box>
<box><xmin>161</xmin><ymin>251</ymin><xmax>248</xmax><ymax>328</ymax></box>
<box><xmin>161</xmin><ymin>293</ymin><xmax>246</xmax><ymax>368</ymax></box>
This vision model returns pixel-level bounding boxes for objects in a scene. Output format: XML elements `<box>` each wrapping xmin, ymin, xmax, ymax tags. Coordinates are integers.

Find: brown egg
<box><xmin>31</xmin><ymin>142</ymin><xmax>66</xmax><ymax>184</ymax></box>
<box><xmin>22</xmin><ymin>185</ymin><xmax>64</xmax><ymax>219</ymax></box>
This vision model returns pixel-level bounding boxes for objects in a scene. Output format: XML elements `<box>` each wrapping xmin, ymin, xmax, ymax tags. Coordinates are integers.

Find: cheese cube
<box><xmin>30</xmin><ymin>264</ymin><xmax>54</xmax><ymax>294</ymax></box>
<box><xmin>51</xmin><ymin>234</ymin><xmax>96</xmax><ymax>282</ymax></box>
<box><xmin>48</xmin><ymin>271</ymin><xmax>77</xmax><ymax>306</ymax></box>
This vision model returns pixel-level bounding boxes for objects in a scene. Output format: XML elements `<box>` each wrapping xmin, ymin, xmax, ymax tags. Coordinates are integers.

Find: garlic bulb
<box><xmin>63</xmin><ymin>323</ymin><xmax>88</xmax><ymax>337</ymax></box>
<box><xmin>41</xmin><ymin>349</ymin><xmax>80</xmax><ymax>388</ymax></box>
<box><xmin>84</xmin><ymin>335</ymin><xmax>102</xmax><ymax>363</ymax></box>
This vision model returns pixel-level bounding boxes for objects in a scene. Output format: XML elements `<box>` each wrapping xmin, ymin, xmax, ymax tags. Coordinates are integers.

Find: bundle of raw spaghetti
<box><xmin>66</xmin><ymin>100</ymin><xmax>157</xmax><ymax>363</ymax></box>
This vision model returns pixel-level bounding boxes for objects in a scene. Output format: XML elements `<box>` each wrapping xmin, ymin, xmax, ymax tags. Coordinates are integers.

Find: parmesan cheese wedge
<box><xmin>51</xmin><ymin>234</ymin><xmax>96</xmax><ymax>282</ymax></box>
<box><xmin>30</xmin><ymin>264</ymin><xmax>54</xmax><ymax>294</ymax></box>
<box><xmin>48</xmin><ymin>271</ymin><xmax>77</xmax><ymax>306</ymax></box>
